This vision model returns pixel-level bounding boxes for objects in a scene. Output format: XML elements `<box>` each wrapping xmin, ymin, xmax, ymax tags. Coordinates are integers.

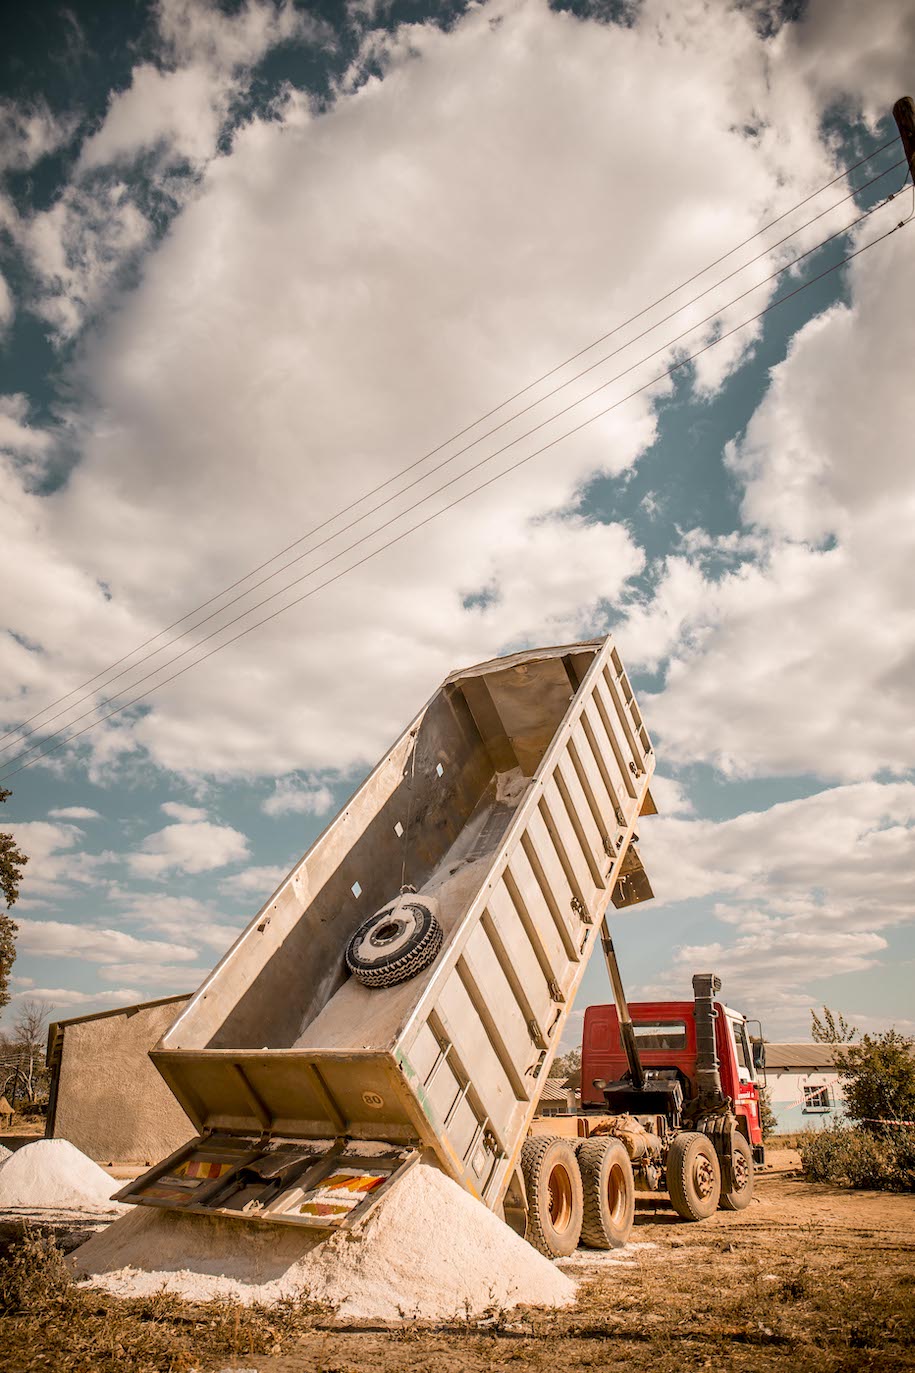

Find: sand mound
<box><xmin>72</xmin><ymin>1162</ymin><xmax>576</xmax><ymax>1319</ymax></box>
<box><xmin>0</xmin><ymin>1139</ymin><xmax>123</xmax><ymax>1212</ymax></box>
<box><xmin>0</xmin><ymin>1144</ymin><xmax>10</xmax><ymax>1162</ymax></box>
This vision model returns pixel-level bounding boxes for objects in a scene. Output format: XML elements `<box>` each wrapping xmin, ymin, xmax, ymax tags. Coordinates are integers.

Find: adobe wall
<box><xmin>51</xmin><ymin>998</ymin><xmax>195</xmax><ymax>1164</ymax></box>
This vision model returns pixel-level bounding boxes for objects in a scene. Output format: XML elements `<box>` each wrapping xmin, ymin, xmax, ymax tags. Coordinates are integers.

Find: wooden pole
<box><xmin>893</xmin><ymin>96</ymin><xmax>915</xmax><ymax>183</ymax></box>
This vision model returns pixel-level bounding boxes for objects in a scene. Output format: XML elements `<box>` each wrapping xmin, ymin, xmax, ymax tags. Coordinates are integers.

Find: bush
<box><xmin>800</xmin><ymin>1122</ymin><xmax>915</xmax><ymax>1192</ymax></box>
<box><xmin>837</xmin><ymin>1029</ymin><xmax>915</xmax><ymax>1127</ymax></box>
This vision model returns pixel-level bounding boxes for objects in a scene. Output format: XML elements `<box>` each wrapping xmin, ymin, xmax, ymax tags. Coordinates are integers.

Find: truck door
<box><xmin>725</xmin><ymin>1012</ymin><xmax>762</xmax><ymax>1146</ymax></box>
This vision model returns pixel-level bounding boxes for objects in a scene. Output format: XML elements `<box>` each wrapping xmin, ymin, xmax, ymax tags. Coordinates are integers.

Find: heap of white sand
<box><xmin>73</xmin><ymin>1162</ymin><xmax>576</xmax><ymax>1320</ymax></box>
<box><xmin>0</xmin><ymin>1139</ymin><xmax>123</xmax><ymax>1213</ymax></box>
<box><xmin>0</xmin><ymin>1144</ymin><xmax>10</xmax><ymax>1162</ymax></box>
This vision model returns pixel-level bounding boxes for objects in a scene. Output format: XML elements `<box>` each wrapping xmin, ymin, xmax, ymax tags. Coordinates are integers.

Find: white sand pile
<box><xmin>0</xmin><ymin>1144</ymin><xmax>11</xmax><ymax>1162</ymax></box>
<box><xmin>72</xmin><ymin>1162</ymin><xmax>576</xmax><ymax>1319</ymax></box>
<box><xmin>0</xmin><ymin>1139</ymin><xmax>123</xmax><ymax>1212</ymax></box>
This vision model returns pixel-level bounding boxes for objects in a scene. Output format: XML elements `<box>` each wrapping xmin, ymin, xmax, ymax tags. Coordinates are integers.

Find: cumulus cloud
<box><xmin>635</xmin><ymin>780</ymin><xmax>915</xmax><ymax>1026</ymax></box>
<box><xmin>2</xmin><ymin>0</ymin><xmax>855</xmax><ymax>781</ymax></box>
<box><xmin>14</xmin><ymin>916</ymin><xmax>199</xmax><ymax>965</ymax></box>
<box><xmin>261</xmin><ymin>778</ymin><xmax>335</xmax><ymax>818</ymax></box>
<box><xmin>627</xmin><ymin>220</ymin><xmax>915</xmax><ymax>781</ymax></box>
<box><xmin>47</xmin><ymin>805</ymin><xmax>101</xmax><ymax>819</ymax></box>
<box><xmin>221</xmin><ymin>863</ymin><xmax>290</xmax><ymax>896</ymax></box>
<box><xmin>127</xmin><ymin>816</ymin><xmax>250</xmax><ymax>878</ymax></box>
<box><xmin>160</xmin><ymin>800</ymin><xmax>208</xmax><ymax>821</ymax></box>
<box><xmin>8</xmin><ymin>986</ymin><xmax>143</xmax><ymax>1009</ymax></box>
<box><xmin>0</xmin><ymin>820</ymin><xmax>113</xmax><ymax>904</ymax></box>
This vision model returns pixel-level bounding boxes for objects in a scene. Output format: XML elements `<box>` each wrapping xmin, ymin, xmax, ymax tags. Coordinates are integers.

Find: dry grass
<box><xmin>0</xmin><ymin>1227</ymin><xmax>330</xmax><ymax>1373</ymax></box>
<box><xmin>2</xmin><ymin>1169</ymin><xmax>914</xmax><ymax>1372</ymax></box>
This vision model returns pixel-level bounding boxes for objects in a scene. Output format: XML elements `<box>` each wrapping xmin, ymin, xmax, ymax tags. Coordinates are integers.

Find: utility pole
<box><xmin>893</xmin><ymin>96</ymin><xmax>915</xmax><ymax>184</ymax></box>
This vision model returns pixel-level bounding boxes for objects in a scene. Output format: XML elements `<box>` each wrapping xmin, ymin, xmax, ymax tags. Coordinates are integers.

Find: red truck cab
<box><xmin>580</xmin><ymin>1000</ymin><xmax>763</xmax><ymax>1152</ymax></box>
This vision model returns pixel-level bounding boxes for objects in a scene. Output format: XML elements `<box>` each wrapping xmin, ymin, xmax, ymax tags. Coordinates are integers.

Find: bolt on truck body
<box><xmin>118</xmin><ymin>636</ymin><xmax>659</xmax><ymax>1250</ymax></box>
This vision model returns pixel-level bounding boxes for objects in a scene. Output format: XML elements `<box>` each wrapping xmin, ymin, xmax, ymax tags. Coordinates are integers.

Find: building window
<box><xmin>803</xmin><ymin>1084</ymin><xmax>831</xmax><ymax>1112</ymax></box>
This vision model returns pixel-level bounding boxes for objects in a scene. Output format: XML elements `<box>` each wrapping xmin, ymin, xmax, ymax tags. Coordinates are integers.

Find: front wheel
<box><xmin>666</xmin><ymin>1132</ymin><xmax>721</xmax><ymax>1221</ymax></box>
<box><xmin>720</xmin><ymin>1131</ymin><xmax>754</xmax><ymax>1211</ymax></box>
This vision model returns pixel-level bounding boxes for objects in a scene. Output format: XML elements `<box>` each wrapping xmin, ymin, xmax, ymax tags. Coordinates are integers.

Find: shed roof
<box><xmin>764</xmin><ymin>1042</ymin><xmax>842</xmax><ymax>1069</ymax></box>
<box><xmin>538</xmin><ymin>1077</ymin><xmax>575</xmax><ymax>1102</ymax></box>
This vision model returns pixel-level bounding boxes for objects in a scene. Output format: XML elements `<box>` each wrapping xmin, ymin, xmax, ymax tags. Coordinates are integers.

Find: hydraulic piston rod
<box><xmin>599</xmin><ymin>916</ymin><xmax>646</xmax><ymax>1091</ymax></box>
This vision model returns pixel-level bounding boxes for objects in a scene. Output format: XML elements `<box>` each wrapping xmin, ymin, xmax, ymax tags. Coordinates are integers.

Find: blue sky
<box><xmin>1</xmin><ymin>0</ymin><xmax>914</xmax><ymax>1045</ymax></box>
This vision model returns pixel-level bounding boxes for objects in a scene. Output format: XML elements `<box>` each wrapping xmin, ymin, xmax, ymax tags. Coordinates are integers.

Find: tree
<box><xmin>0</xmin><ymin>788</ymin><xmax>28</xmax><ymax>1015</ymax></box>
<box><xmin>837</xmin><ymin>1029</ymin><xmax>915</xmax><ymax>1129</ymax></box>
<box><xmin>8</xmin><ymin>998</ymin><xmax>53</xmax><ymax>1105</ymax></box>
<box><xmin>549</xmin><ymin>1046</ymin><xmax>581</xmax><ymax>1086</ymax></box>
<box><xmin>811</xmin><ymin>1006</ymin><xmax>856</xmax><ymax>1044</ymax></box>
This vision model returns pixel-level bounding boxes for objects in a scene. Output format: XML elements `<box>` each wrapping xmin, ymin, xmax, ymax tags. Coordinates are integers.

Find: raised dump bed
<box><xmin>119</xmin><ymin>636</ymin><xmax>656</xmax><ymax>1238</ymax></box>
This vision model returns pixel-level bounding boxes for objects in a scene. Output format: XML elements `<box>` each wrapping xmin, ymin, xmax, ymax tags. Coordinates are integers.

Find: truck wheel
<box><xmin>720</xmin><ymin>1131</ymin><xmax>754</xmax><ymax>1211</ymax></box>
<box><xmin>345</xmin><ymin>894</ymin><xmax>443</xmax><ymax>989</ymax></box>
<box><xmin>577</xmin><ymin>1138</ymin><xmax>635</xmax><ymax>1249</ymax></box>
<box><xmin>666</xmin><ymin>1132</ymin><xmax>721</xmax><ymax>1221</ymax></box>
<box><xmin>520</xmin><ymin>1136</ymin><xmax>583</xmax><ymax>1258</ymax></box>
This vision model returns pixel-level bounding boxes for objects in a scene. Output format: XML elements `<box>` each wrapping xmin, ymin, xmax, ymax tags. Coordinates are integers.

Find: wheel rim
<box><xmin>606</xmin><ymin>1161</ymin><xmax>627</xmax><ymax>1223</ymax></box>
<box><xmin>547</xmin><ymin>1162</ymin><xmax>574</xmax><ymax>1233</ymax></box>
<box><xmin>692</xmin><ymin>1154</ymin><xmax>716</xmax><ymax>1200</ymax></box>
<box><xmin>733</xmin><ymin>1149</ymin><xmax>749</xmax><ymax>1192</ymax></box>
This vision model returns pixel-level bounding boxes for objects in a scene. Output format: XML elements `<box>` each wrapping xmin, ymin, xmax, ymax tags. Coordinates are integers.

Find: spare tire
<box><xmin>345</xmin><ymin>892</ymin><xmax>443</xmax><ymax>989</ymax></box>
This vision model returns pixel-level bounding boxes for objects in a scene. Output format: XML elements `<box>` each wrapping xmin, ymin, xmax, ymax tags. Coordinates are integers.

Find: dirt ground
<box><xmin>2</xmin><ymin>1149</ymin><xmax>913</xmax><ymax>1372</ymax></box>
<box><xmin>218</xmin><ymin>1150</ymin><xmax>914</xmax><ymax>1373</ymax></box>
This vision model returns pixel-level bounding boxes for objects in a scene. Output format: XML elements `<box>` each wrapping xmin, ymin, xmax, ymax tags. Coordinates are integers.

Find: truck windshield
<box><xmin>632</xmin><ymin>1021</ymin><xmax>687</xmax><ymax>1051</ymax></box>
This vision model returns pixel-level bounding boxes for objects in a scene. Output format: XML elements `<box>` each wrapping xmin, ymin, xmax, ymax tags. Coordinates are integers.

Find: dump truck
<box><xmin>118</xmin><ymin>635</ymin><xmax>664</xmax><ymax>1256</ymax></box>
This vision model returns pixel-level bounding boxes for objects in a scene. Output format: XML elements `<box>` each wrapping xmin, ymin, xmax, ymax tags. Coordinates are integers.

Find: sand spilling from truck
<box><xmin>72</xmin><ymin>1162</ymin><xmax>576</xmax><ymax>1319</ymax></box>
<box><xmin>0</xmin><ymin>1139</ymin><xmax>125</xmax><ymax>1212</ymax></box>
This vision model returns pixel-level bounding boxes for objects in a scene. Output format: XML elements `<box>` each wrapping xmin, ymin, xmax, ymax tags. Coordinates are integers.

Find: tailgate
<box><xmin>115</xmin><ymin>1136</ymin><xmax>418</xmax><ymax>1231</ymax></box>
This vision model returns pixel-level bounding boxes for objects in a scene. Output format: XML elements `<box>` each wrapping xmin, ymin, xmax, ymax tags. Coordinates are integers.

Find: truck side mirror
<box><xmin>752</xmin><ymin>1041</ymin><xmax>766</xmax><ymax>1070</ymax></box>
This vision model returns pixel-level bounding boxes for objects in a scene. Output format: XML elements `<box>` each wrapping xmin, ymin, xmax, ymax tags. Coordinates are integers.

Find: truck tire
<box><xmin>345</xmin><ymin>894</ymin><xmax>443</xmax><ymax>989</ymax></box>
<box><xmin>520</xmin><ymin>1136</ymin><xmax>583</xmax><ymax>1258</ymax></box>
<box><xmin>720</xmin><ymin>1130</ymin><xmax>754</xmax><ymax>1211</ymax></box>
<box><xmin>577</xmin><ymin>1138</ymin><xmax>635</xmax><ymax>1249</ymax></box>
<box><xmin>666</xmin><ymin>1132</ymin><xmax>721</xmax><ymax>1221</ymax></box>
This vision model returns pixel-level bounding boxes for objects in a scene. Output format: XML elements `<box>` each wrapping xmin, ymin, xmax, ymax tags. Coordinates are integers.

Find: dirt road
<box><xmin>243</xmin><ymin>1152</ymin><xmax>915</xmax><ymax>1373</ymax></box>
<box><xmin>2</xmin><ymin>1152</ymin><xmax>913</xmax><ymax>1371</ymax></box>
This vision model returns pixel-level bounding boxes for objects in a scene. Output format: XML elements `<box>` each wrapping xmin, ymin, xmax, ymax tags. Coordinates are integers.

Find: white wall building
<box><xmin>762</xmin><ymin>1043</ymin><xmax>844</xmax><ymax>1133</ymax></box>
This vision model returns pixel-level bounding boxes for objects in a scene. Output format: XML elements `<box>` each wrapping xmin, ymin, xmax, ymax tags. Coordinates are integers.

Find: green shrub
<box><xmin>800</xmin><ymin>1122</ymin><xmax>915</xmax><ymax>1192</ymax></box>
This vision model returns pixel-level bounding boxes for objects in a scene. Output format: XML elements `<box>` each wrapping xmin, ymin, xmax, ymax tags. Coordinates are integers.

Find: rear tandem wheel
<box><xmin>577</xmin><ymin>1137</ymin><xmax>635</xmax><ymax>1249</ymax></box>
<box><xmin>519</xmin><ymin>1136</ymin><xmax>583</xmax><ymax>1257</ymax></box>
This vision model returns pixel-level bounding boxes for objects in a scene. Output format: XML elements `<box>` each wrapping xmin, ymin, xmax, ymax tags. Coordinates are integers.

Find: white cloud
<box><xmin>14</xmin><ymin>916</ymin><xmax>199</xmax><ymax>964</ymax></box>
<box><xmin>96</xmin><ymin>962</ymin><xmax>201</xmax><ymax>988</ymax></box>
<box><xmin>127</xmin><ymin>817</ymin><xmax>249</xmax><ymax>877</ymax></box>
<box><xmin>79</xmin><ymin>0</ymin><xmax>322</xmax><ymax>173</ymax></box>
<box><xmin>47</xmin><ymin>805</ymin><xmax>101</xmax><ymax>820</ymax></box>
<box><xmin>7</xmin><ymin>986</ymin><xmax>142</xmax><ymax>1010</ymax></box>
<box><xmin>0</xmin><ymin>820</ymin><xmax>113</xmax><ymax>904</ymax></box>
<box><xmin>160</xmin><ymin>800</ymin><xmax>208</xmax><ymax>821</ymax></box>
<box><xmin>635</xmin><ymin>780</ymin><xmax>915</xmax><ymax>1028</ymax></box>
<box><xmin>261</xmin><ymin>778</ymin><xmax>335</xmax><ymax>817</ymax></box>
<box><xmin>627</xmin><ymin>220</ymin><xmax>915</xmax><ymax>781</ymax></box>
<box><xmin>0</xmin><ymin>97</ymin><xmax>71</xmax><ymax>173</ymax></box>
<box><xmin>3</xmin><ymin>0</ymin><xmax>858</xmax><ymax>781</ymax></box>
<box><xmin>222</xmin><ymin>863</ymin><xmax>290</xmax><ymax>895</ymax></box>
<box><xmin>0</xmin><ymin>272</ymin><xmax>12</xmax><ymax>333</ymax></box>
<box><xmin>0</xmin><ymin>394</ymin><xmax>51</xmax><ymax>458</ymax></box>
<box><xmin>108</xmin><ymin>889</ymin><xmax>245</xmax><ymax>952</ymax></box>
<box><xmin>79</xmin><ymin>63</ymin><xmax>228</xmax><ymax>171</ymax></box>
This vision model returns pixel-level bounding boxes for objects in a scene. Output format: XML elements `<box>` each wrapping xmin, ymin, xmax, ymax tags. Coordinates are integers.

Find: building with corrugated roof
<box><xmin>762</xmin><ymin>1042</ymin><xmax>845</xmax><ymax>1133</ymax></box>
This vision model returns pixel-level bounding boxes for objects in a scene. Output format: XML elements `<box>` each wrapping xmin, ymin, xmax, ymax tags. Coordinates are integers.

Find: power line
<box><xmin>1</xmin><ymin>155</ymin><xmax>905</xmax><ymax>759</ymax></box>
<box><xmin>2</xmin><ymin>185</ymin><xmax>903</xmax><ymax>772</ymax></box>
<box><xmin>1</xmin><ymin>136</ymin><xmax>899</xmax><ymax>752</ymax></box>
<box><xmin>2</xmin><ymin>212</ymin><xmax>907</xmax><ymax>784</ymax></box>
